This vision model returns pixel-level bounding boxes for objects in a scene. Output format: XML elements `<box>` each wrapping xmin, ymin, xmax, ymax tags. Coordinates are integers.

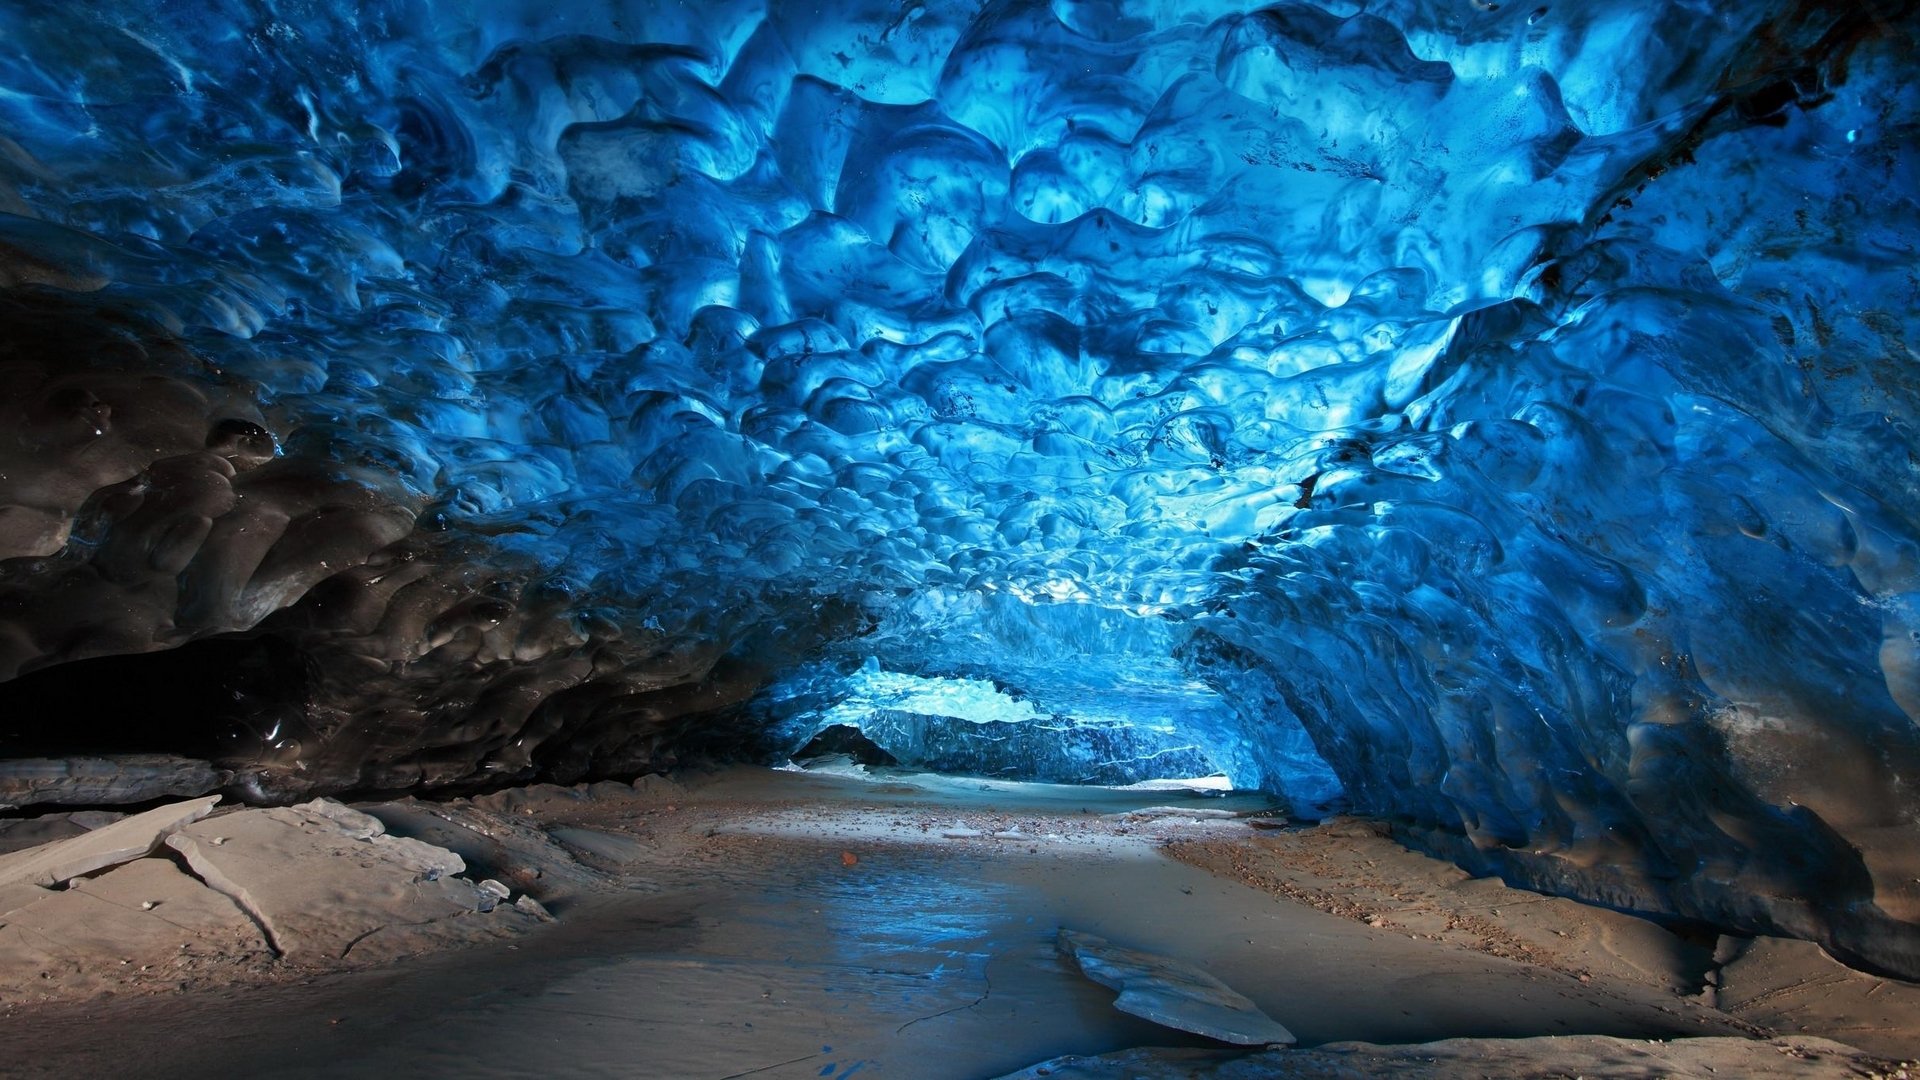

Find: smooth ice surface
<box><xmin>0</xmin><ymin>0</ymin><xmax>1916</xmax><ymax>971</ymax></box>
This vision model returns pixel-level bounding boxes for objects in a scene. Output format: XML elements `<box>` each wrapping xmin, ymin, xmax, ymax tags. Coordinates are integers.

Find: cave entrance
<box><xmin>740</xmin><ymin>589</ymin><xmax>1345</xmax><ymax>812</ymax></box>
<box><xmin>771</xmin><ymin>662</ymin><xmax>1235</xmax><ymax>791</ymax></box>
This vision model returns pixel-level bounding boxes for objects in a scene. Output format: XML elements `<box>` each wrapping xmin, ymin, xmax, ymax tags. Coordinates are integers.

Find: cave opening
<box><xmin>766</xmin><ymin>662</ymin><xmax>1242</xmax><ymax>791</ymax></box>
<box><xmin>736</xmin><ymin>591</ymin><xmax>1344</xmax><ymax>808</ymax></box>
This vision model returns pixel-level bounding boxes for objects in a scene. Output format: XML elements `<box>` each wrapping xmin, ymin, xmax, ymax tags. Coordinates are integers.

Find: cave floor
<box><xmin>0</xmin><ymin>768</ymin><xmax>1908</xmax><ymax>1078</ymax></box>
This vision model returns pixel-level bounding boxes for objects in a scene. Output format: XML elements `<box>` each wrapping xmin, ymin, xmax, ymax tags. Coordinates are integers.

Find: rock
<box><xmin>0</xmin><ymin>858</ymin><xmax>268</xmax><ymax>998</ymax></box>
<box><xmin>513</xmin><ymin>894</ymin><xmax>553</xmax><ymax>921</ymax></box>
<box><xmin>165</xmin><ymin>800</ymin><xmax>507</xmax><ymax>961</ymax></box>
<box><xmin>630</xmin><ymin>774</ymin><xmax>684</xmax><ymax>802</ymax></box>
<box><xmin>469</xmin><ymin>784</ymin><xmax>588</xmax><ymax>816</ymax></box>
<box><xmin>1056</xmin><ymin>929</ymin><xmax>1296</xmax><ymax>1047</ymax></box>
<box><xmin>0</xmin><ymin>755</ymin><xmax>230</xmax><ymax>809</ymax></box>
<box><xmin>0</xmin><ymin>795</ymin><xmax>219</xmax><ymax>888</ymax></box>
<box><xmin>990</xmin><ymin>1035</ymin><xmax>1888</xmax><ymax>1079</ymax></box>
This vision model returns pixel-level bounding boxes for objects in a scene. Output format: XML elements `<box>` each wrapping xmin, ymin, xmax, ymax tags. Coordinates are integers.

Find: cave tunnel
<box><xmin>1</xmin><ymin>0</ymin><xmax>1918</xmax><ymax>1075</ymax></box>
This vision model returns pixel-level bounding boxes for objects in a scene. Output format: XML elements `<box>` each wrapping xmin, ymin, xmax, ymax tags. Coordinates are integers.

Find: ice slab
<box><xmin>0</xmin><ymin>858</ymin><xmax>269</xmax><ymax>995</ymax></box>
<box><xmin>0</xmin><ymin>795</ymin><xmax>219</xmax><ymax>888</ymax></box>
<box><xmin>1056</xmin><ymin>929</ymin><xmax>1296</xmax><ymax>1047</ymax></box>
<box><xmin>166</xmin><ymin>800</ymin><xmax>511</xmax><ymax>960</ymax></box>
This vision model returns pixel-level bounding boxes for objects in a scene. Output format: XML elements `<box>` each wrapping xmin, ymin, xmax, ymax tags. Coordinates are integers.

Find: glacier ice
<box><xmin>765</xmin><ymin>662</ymin><xmax>1229</xmax><ymax>788</ymax></box>
<box><xmin>0</xmin><ymin>0</ymin><xmax>1915</xmax><ymax>973</ymax></box>
<box><xmin>749</xmin><ymin>591</ymin><xmax>1342</xmax><ymax>800</ymax></box>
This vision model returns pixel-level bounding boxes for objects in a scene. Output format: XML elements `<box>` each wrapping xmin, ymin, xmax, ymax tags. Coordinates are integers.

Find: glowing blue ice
<box><xmin>760</xmin><ymin>660</ymin><xmax>1231</xmax><ymax>787</ymax></box>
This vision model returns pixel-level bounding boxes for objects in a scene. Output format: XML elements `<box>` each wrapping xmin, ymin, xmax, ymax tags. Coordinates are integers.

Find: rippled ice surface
<box><xmin>0</xmin><ymin>0</ymin><xmax>1916</xmax><ymax>971</ymax></box>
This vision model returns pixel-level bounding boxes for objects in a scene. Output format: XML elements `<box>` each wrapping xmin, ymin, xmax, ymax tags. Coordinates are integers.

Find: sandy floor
<box><xmin>0</xmin><ymin>766</ymin><xmax>1914</xmax><ymax>1078</ymax></box>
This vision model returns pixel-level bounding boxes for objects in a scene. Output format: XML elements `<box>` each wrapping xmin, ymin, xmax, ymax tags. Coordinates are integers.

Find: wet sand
<box><xmin>0</xmin><ymin>767</ymin><xmax>1911</xmax><ymax>1078</ymax></box>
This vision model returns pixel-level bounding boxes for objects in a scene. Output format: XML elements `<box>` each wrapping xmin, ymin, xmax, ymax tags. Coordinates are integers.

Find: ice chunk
<box><xmin>1056</xmin><ymin>929</ymin><xmax>1296</xmax><ymax>1046</ymax></box>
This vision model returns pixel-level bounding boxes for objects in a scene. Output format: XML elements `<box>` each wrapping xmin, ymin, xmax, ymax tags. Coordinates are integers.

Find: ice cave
<box><xmin>0</xmin><ymin>0</ymin><xmax>1917</xmax><ymax>1076</ymax></box>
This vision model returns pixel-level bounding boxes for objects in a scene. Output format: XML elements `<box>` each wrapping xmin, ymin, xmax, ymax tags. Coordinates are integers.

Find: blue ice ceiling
<box><xmin>0</xmin><ymin>0</ymin><xmax>1916</xmax><ymax>973</ymax></box>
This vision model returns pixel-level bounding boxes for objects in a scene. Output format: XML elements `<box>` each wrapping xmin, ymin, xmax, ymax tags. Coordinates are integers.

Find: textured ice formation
<box><xmin>752</xmin><ymin>591</ymin><xmax>1339</xmax><ymax>797</ymax></box>
<box><xmin>758</xmin><ymin>660</ymin><xmax>1229</xmax><ymax>787</ymax></box>
<box><xmin>0</xmin><ymin>0</ymin><xmax>1915</xmax><ymax>972</ymax></box>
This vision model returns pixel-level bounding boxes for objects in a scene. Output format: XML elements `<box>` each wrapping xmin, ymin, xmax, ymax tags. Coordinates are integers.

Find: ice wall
<box><xmin>0</xmin><ymin>0</ymin><xmax>1915</xmax><ymax>971</ymax></box>
<box><xmin>744</xmin><ymin>591</ymin><xmax>1341</xmax><ymax>796</ymax></box>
